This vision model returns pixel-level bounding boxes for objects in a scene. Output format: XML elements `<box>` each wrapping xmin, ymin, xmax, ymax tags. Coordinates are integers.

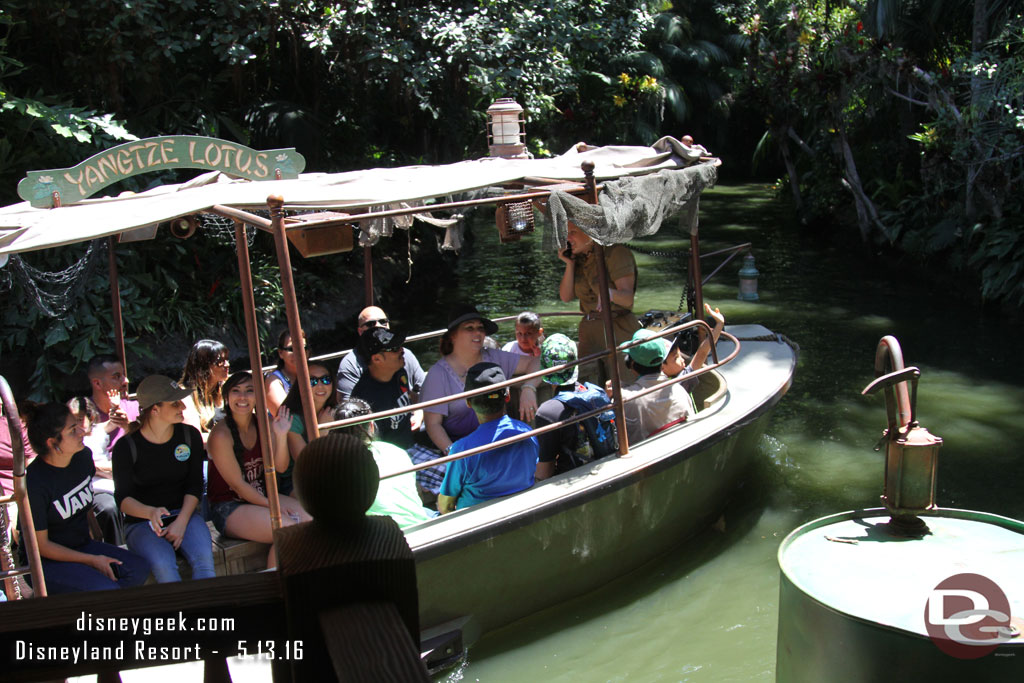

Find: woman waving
<box><xmin>207</xmin><ymin>371</ymin><xmax>310</xmax><ymax>568</ymax></box>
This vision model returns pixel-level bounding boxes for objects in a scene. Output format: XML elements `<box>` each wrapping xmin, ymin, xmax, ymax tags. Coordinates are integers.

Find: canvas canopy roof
<box><xmin>0</xmin><ymin>136</ymin><xmax>715</xmax><ymax>256</ymax></box>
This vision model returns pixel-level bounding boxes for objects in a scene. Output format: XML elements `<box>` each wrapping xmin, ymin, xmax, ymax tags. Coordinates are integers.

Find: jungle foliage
<box><xmin>2</xmin><ymin>1</ymin><xmax>1024</xmax><ymax>399</ymax></box>
<box><xmin>727</xmin><ymin>0</ymin><xmax>1024</xmax><ymax>304</ymax></box>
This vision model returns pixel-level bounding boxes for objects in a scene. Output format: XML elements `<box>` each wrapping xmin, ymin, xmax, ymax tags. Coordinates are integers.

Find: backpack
<box><xmin>552</xmin><ymin>382</ymin><xmax>619</xmax><ymax>466</ymax></box>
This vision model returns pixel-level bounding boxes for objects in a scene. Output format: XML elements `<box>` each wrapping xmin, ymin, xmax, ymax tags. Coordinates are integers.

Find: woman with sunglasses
<box><xmin>180</xmin><ymin>339</ymin><xmax>230</xmax><ymax>439</ymax></box>
<box><xmin>207</xmin><ymin>371</ymin><xmax>309</xmax><ymax>568</ymax></box>
<box><xmin>20</xmin><ymin>401</ymin><xmax>149</xmax><ymax>592</ymax></box>
<box><xmin>112</xmin><ymin>375</ymin><xmax>216</xmax><ymax>583</ymax></box>
<box><xmin>265</xmin><ymin>329</ymin><xmax>307</xmax><ymax>417</ymax></box>
<box><xmin>280</xmin><ymin>363</ymin><xmax>337</xmax><ymax>495</ymax></box>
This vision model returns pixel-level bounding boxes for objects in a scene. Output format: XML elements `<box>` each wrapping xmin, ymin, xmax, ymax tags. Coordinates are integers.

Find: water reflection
<box><xmin>438</xmin><ymin>183</ymin><xmax>1024</xmax><ymax>681</ymax></box>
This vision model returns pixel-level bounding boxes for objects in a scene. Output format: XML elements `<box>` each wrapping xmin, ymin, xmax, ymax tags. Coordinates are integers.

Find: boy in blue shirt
<box><xmin>437</xmin><ymin>362</ymin><xmax>538</xmax><ymax>513</ymax></box>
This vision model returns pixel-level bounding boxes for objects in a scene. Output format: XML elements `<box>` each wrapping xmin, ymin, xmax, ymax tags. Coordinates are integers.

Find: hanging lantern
<box><xmin>495</xmin><ymin>200</ymin><xmax>535</xmax><ymax>243</ymax></box>
<box><xmin>486</xmin><ymin>98</ymin><xmax>527</xmax><ymax>158</ymax></box>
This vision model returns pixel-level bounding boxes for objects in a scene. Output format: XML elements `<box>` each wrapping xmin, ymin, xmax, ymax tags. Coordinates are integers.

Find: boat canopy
<box><xmin>0</xmin><ymin>136</ymin><xmax>714</xmax><ymax>256</ymax></box>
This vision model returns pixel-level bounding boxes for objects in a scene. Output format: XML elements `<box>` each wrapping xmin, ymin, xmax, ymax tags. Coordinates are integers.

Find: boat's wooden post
<box><xmin>582</xmin><ymin>161</ymin><xmax>630</xmax><ymax>456</ymax></box>
<box><xmin>107</xmin><ymin>236</ymin><xmax>128</xmax><ymax>372</ymax></box>
<box><xmin>364</xmin><ymin>245</ymin><xmax>374</xmax><ymax>306</ymax></box>
<box><xmin>268</xmin><ymin>196</ymin><xmax>320</xmax><ymax>442</ymax></box>
<box><xmin>234</xmin><ymin>219</ymin><xmax>283</xmax><ymax>532</ymax></box>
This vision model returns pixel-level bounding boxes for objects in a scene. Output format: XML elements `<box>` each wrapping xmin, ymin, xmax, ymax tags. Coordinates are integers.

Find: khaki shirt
<box><xmin>574</xmin><ymin>244</ymin><xmax>637</xmax><ymax>316</ymax></box>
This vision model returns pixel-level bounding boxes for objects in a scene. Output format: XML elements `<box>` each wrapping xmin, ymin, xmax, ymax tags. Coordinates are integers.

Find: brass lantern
<box><xmin>486</xmin><ymin>98</ymin><xmax>527</xmax><ymax>158</ymax></box>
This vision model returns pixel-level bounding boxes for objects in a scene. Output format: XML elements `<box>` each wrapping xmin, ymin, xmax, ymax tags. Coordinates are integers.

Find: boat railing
<box><xmin>318</xmin><ymin>317</ymin><xmax>737</xmax><ymax>480</ymax></box>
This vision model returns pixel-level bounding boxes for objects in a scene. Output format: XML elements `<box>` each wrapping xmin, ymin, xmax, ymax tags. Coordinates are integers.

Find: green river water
<box><xmin>433</xmin><ymin>183</ymin><xmax>1024</xmax><ymax>682</ymax></box>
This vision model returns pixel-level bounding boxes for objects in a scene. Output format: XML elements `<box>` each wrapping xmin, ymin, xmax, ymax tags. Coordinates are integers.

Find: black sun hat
<box><xmin>446</xmin><ymin>304</ymin><xmax>498</xmax><ymax>336</ymax></box>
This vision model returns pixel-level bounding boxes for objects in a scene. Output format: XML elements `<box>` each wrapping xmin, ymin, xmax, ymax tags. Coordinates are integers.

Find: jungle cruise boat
<box><xmin>0</xmin><ymin>126</ymin><xmax>795</xmax><ymax>680</ymax></box>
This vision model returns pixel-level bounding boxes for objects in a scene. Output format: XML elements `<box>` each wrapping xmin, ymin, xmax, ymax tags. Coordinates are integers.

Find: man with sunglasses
<box><xmin>337</xmin><ymin>306</ymin><xmax>425</xmax><ymax>409</ymax></box>
<box><xmin>348</xmin><ymin>327</ymin><xmax>423</xmax><ymax>449</ymax></box>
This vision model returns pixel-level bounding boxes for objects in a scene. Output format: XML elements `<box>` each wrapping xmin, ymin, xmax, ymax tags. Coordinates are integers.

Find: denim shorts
<box><xmin>209</xmin><ymin>499</ymin><xmax>244</xmax><ymax>535</ymax></box>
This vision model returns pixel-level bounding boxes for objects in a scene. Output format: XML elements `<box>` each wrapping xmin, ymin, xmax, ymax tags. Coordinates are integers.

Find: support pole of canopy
<box><xmin>364</xmin><ymin>246</ymin><xmax>374</xmax><ymax>306</ymax></box>
<box><xmin>582</xmin><ymin>161</ymin><xmax>630</xmax><ymax>456</ymax></box>
<box><xmin>269</xmin><ymin>196</ymin><xmax>320</xmax><ymax>443</ymax></box>
<box><xmin>107</xmin><ymin>237</ymin><xmax>127</xmax><ymax>372</ymax></box>
<box><xmin>234</xmin><ymin>220</ymin><xmax>282</xmax><ymax>531</ymax></box>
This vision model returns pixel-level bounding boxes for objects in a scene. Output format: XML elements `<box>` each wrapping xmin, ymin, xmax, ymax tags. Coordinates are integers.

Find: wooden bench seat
<box><xmin>208</xmin><ymin>521</ymin><xmax>270</xmax><ymax>575</ymax></box>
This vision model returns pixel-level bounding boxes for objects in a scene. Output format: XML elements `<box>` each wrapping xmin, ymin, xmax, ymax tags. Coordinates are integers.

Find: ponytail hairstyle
<box><xmin>130</xmin><ymin>405</ymin><xmax>155</xmax><ymax>435</ymax></box>
<box><xmin>21</xmin><ymin>402</ymin><xmax>71</xmax><ymax>457</ymax></box>
<box><xmin>66</xmin><ymin>396</ymin><xmax>99</xmax><ymax>429</ymax></box>
<box><xmin>330</xmin><ymin>397</ymin><xmax>375</xmax><ymax>446</ymax></box>
<box><xmin>221</xmin><ymin>370</ymin><xmax>254</xmax><ymax>466</ymax></box>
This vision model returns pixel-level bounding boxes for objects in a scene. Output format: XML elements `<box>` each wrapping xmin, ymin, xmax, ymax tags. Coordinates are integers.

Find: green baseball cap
<box><xmin>622</xmin><ymin>329</ymin><xmax>668</xmax><ymax>367</ymax></box>
<box><xmin>540</xmin><ymin>333</ymin><xmax>579</xmax><ymax>386</ymax></box>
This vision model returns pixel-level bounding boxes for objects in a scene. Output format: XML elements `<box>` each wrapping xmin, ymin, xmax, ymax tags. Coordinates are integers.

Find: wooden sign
<box><xmin>17</xmin><ymin>136</ymin><xmax>306</xmax><ymax>207</ymax></box>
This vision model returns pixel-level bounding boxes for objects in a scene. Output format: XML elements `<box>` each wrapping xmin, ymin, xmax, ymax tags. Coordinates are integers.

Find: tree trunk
<box><xmin>834</xmin><ymin>130</ymin><xmax>886</xmax><ymax>242</ymax></box>
<box><xmin>778</xmin><ymin>130</ymin><xmax>804</xmax><ymax>217</ymax></box>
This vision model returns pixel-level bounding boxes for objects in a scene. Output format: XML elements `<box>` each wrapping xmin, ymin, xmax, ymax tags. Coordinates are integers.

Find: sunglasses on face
<box><xmin>309</xmin><ymin>375</ymin><xmax>333</xmax><ymax>386</ymax></box>
<box><xmin>359</xmin><ymin>318</ymin><xmax>389</xmax><ymax>328</ymax></box>
<box><xmin>281</xmin><ymin>345</ymin><xmax>308</xmax><ymax>352</ymax></box>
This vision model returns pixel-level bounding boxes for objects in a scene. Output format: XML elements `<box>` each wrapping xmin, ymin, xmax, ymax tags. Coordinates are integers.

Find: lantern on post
<box><xmin>737</xmin><ymin>251</ymin><xmax>760</xmax><ymax>301</ymax></box>
<box><xmin>486</xmin><ymin>98</ymin><xmax>527</xmax><ymax>159</ymax></box>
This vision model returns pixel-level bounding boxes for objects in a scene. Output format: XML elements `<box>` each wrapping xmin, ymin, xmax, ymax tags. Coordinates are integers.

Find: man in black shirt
<box><xmin>349</xmin><ymin>327</ymin><xmax>421</xmax><ymax>450</ymax></box>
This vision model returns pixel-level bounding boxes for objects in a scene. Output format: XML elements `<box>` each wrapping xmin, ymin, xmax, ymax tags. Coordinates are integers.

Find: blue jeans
<box><xmin>125</xmin><ymin>512</ymin><xmax>216</xmax><ymax>582</ymax></box>
<box><xmin>38</xmin><ymin>540</ymin><xmax>150</xmax><ymax>593</ymax></box>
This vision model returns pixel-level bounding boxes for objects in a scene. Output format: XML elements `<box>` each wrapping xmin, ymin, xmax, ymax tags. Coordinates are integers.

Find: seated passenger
<box><xmin>112</xmin><ymin>375</ymin><xmax>215</xmax><ymax>583</ymax></box>
<box><xmin>437</xmin><ymin>363</ymin><xmax>538</xmax><ymax>514</ymax></box>
<box><xmin>349</xmin><ymin>327</ymin><xmax>421</xmax><ymax>450</ymax></box>
<box><xmin>67</xmin><ymin>397</ymin><xmax>123</xmax><ymax>546</ymax></box>
<box><xmin>328</xmin><ymin>397</ymin><xmax>434</xmax><ymax>529</ymax></box>
<box><xmin>417</xmin><ymin>305</ymin><xmax>540</xmax><ymax>504</ymax></box>
<box><xmin>207</xmin><ymin>371</ymin><xmax>310</xmax><ymax>569</ymax></box>
<box><xmin>281</xmin><ymin>362</ymin><xmax>338</xmax><ymax>495</ymax></box>
<box><xmin>336</xmin><ymin>306</ymin><xmax>425</xmax><ymax>403</ymax></box>
<box><xmin>619</xmin><ymin>330</ymin><xmax>693</xmax><ymax>445</ymax></box>
<box><xmin>533</xmin><ymin>334</ymin><xmax>615</xmax><ymax>480</ymax></box>
<box><xmin>180</xmin><ymin>339</ymin><xmax>230</xmax><ymax>439</ymax></box>
<box><xmin>266</xmin><ymin>328</ymin><xmax>305</xmax><ymax>417</ymax></box>
<box><xmin>19</xmin><ymin>402</ymin><xmax>149</xmax><ymax>593</ymax></box>
<box><xmin>501</xmin><ymin>311</ymin><xmax>544</xmax><ymax>357</ymax></box>
<box><xmin>77</xmin><ymin>353</ymin><xmax>140</xmax><ymax>544</ymax></box>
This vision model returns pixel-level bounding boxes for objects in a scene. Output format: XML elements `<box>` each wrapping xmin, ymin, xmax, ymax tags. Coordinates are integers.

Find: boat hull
<box><xmin>408</xmin><ymin>325</ymin><xmax>796</xmax><ymax>641</ymax></box>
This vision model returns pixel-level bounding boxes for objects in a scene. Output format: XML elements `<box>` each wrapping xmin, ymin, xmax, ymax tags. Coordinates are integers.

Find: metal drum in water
<box><xmin>776</xmin><ymin>507</ymin><xmax>1024</xmax><ymax>682</ymax></box>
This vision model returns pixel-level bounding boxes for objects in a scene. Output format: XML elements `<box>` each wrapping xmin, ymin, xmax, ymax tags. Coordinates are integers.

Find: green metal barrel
<box><xmin>776</xmin><ymin>507</ymin><xmax>1024</xmax><ymax>682</ymax></box>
